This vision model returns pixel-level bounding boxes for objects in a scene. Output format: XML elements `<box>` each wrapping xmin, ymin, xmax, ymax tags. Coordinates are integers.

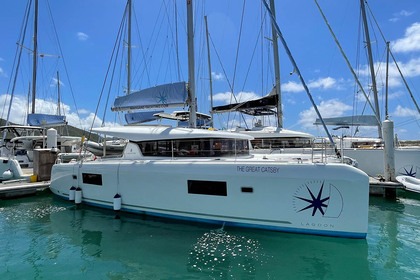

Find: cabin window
<box><xmin>187</xmin><ymin>180</ymin><xmax>227</xmax><ymax>196</ymax></box>
<box><xmin>137</xmin><ymin>138</ymin><xmax>249</xmax><ymax>158</ymax></box>
<box><xmin>251</xmin><ymin>137</ymin><xmax>312</xmax><ymax>149</ymax></box>
<box><xmin>82</xmin><ymin>173</ymin><xmax>103</xmax><ymax>186</ymax></box>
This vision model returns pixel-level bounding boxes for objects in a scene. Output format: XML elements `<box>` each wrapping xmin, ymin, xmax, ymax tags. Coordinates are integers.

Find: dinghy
<box><xmin>396</xmin><ymin>176</ymin><xmax>420</xmax><ymax>194</ymax></box>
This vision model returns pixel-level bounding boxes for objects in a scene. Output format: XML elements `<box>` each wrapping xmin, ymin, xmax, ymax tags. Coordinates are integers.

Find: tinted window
<box><xmin>188</xmin><ymin>180</ymin><xmax>227</xmax><ymax>196</ymax></box>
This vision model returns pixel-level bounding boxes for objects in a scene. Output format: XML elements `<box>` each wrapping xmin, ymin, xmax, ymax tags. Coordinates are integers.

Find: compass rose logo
<box><xmin>398</xmin><ymin>165</ymin><xmax>419</xmax><ymax>178</ymax></box>
<box><xmin>156</xmin><ymin>91</ymin><xmax>168</xmax><ymax>105</ymax></box>
<box><xmin>295</xmin><ymin>182</ymin><xmax>329</xmax><ymax>216</ymax></box>
<box><xmin>293</xmin><ymin>180</ymin><xmax>343</xmax><ymax>218</ymax></box>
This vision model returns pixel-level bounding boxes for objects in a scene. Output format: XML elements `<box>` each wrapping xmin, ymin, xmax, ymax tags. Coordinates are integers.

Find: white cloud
<box><xmin>298</xmin><ymin>99</ymin><xmax>353</xmax><ymax>129</ymax></box>
<box><xmin>77</xmin><ymin>32</ymin><xmax>89</xmax><ymax>41</ymax></box>
<box><xmin>211</xmin><ymin>72</ymin><xmax>224</xmax><ymax>81</ymax></box>
<box><xmin>308</xmin><ymin>77</ymin><xmax>337</xmax><ymax>90</ymax></box>
<box><xmin>389</xmin><ymin>10</ymin><xmax>414</xmax><ymax>22</ymax></box>
<box><xmin>282</xmin><ymin>81</ymin><xmax>304</xmax><ymax>93</ymax></box>
<box><xmin>0</xmin><ymin>94</ymin><xmax>111</xmax><ymax>130</ymax></box>
<box><xmin>355</xmin><ymin>58</ymin><xmax>420</xmax><ymax>90</ymax></box>
<box><xmin>212</xmin><ymin>91</ymin><xmax>259</xmax><ymax>104</ymax></box>
<box><xmin>51</xmin><ymin>77</ymin><xmax>64</xmax><ymax>88</ymax></box>
<box><xmin>282</xmin><ymin>77</ymin><xmax>340</xmax><ymax>93</ymax></box>
<box><xmin>393</xmin><ymin>105</ymin><xmax>420</xmax><ymax>118</ymax></box>
<box><xmin>399</xmin><ymin>10</ymin><xmax>415</xmax><ymax>17</ymax></box>
<box><xmin>392</xmin><ymin>22</ymin><xmax>420</xmax><ymax>53</ymax></box>
<box><xmin>0</xmin><ymin>67</ymin><xmax>6</xmax><ymax>78</ymax></box>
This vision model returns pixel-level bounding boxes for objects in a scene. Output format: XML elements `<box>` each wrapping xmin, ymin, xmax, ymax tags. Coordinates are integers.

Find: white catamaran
<box><xmin>50</xmin><ymin>0</ymin><xmax>369</xmax><ymax>238</ymax></box>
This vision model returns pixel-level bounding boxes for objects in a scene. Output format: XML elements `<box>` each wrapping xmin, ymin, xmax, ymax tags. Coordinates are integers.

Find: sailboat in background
<box><xmin>1</xmin><ymin>0</ymin><xmax>89</xmax><ymax>169</ymax></box>
<box><xmin>314</xmin><ymin>0</ymin><xmax>420</xmax><ymax>180</ymax></box>
<box><xmin>107</xmin><ymin>0</ymin><xmax>212</xmax><ymax>128</ymax></box>
<box><xmin>212</xmin><ymin>0</ymin><xmax>316</xmax><ymax>152</ymax></box>
<box><xmin>85</xmin><ymin>0</ymin><xmax>206</xmax><ymax>156</ymax></box>
<box><xmin>210</xmin><ymin>0</ymin><xmax>352</xmax><ymax>167</ymax></box>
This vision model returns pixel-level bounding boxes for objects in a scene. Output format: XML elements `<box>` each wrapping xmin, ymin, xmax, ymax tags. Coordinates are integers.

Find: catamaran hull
<box><xmin>50</xmin><ymin>160</ymin><xmax>369</xmax><ymax>238</ymax></box>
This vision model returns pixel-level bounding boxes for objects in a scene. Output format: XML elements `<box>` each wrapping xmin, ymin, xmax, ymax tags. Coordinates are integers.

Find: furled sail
<box><xmin>27</xmin><ymin>113</ymin><xmax>67</xmax><ymax>127</ymax></box>
<box><xmin>212</xmin><ymin>88</ymin><xmax>278</xmax><ymax>116</ymax></box>
<box><xmin>313</xmin><ymin>115</ymin><xmax>378</xmax><ymax>126</ymax></box>
<box><xmin>125</xmin><ymin>110</ymin><xmax>164</xmax><ymax>124</ymax></box>
<box><xmin>111</xmin><ymin>82</ymin><xmax>188</xmax><ymax>112</ymax></box>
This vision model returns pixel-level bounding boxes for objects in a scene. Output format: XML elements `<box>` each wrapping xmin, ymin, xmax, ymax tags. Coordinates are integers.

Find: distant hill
<box><xmin>0</xmin><ymin>118</ymin><xmax>100</xmax><ymax>142</ymax></box>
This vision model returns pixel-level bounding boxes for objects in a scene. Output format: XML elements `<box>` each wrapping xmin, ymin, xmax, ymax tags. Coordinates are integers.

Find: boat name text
<box><xmin>236</xmin><ymin>166</ymin><xmax>280</xmax><ymax>173</ymax></box>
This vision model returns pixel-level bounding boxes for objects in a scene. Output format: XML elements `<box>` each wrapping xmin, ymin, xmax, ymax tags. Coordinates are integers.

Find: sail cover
<box><xmin>212</xmin><ymin>91</ymin><xmax>278</xmax><ymax>116</ymax></box>
<box><xmin>112</xmin><ymin>82</ymin><xmax>188</xmax><ymax>112</ymax></box>
<box><xmin>314</xmin><ymin>115</ymin><xmax>379</xmax><ymax>126</ymax></box>
<box><xmin>125</xmin><ymin>110</ymin><xmax>164</xmax><ymax>124</ymax></box>
<box><xmin>27</xmin><ymin>113</ymin><xmax>67</xmax><ymax>127</ymax></box>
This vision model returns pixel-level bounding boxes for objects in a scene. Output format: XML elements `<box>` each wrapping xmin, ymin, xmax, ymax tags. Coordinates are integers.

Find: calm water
<box><xmin>1</xmin><ymin>190</ymin><xmax>419</xmax><ymax>280</ymax></box>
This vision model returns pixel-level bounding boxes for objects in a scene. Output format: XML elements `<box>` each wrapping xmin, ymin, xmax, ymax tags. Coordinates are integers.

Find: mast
<box><xmin>31</xmin><ymin>0</ymin><xmax>39</xmax><ymax>114</ymax></box>
<box><xmin>269</xmin><ymin>0</ymin><xmax>282</xmax><ymax>128</ymax></box>
<box><xmin>187</xmin><ymin>0</ymin><xmax>197</xmax><ymax>128</ymax></box>
<box><xmin>314</xmin><ymin>0</ymin><xmax>380</xmax><ymax>126</ymax></box>
<box><xmin>57</xmin><ymin>71</ymin><xmax>61</xmax><ymax>115</ymax></box>
<box><xmin>262</xmin><ymin>0</ymin><xmax>338</xmax><ymax>152</ymax></box>
<box><xmin>204</xmin><ymin>15</ymin><xmax>214</xmax><ymax>127</ymax></box>
<box><xmin>360</xmin><ymin>0</ymin><xmax>382</xmax><ymax>138</ymax></box>
<box><xmin>385</xmin><ymin>41</ymin><xmax>389</xmax><ymax>120</ymax></box>
<box><xmin>127</xmin><ymin>0</ymin><xmax>132</xmax><ymax>96</ymax></box>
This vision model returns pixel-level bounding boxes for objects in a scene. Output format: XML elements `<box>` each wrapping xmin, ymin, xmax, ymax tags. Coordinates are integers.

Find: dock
<box><xmin>369</xmin><ymin>177</ymin><xmax>404</xmax><ymax>198</ymax></box>
<box><xmin>0</xmin><ymin>179</ymin><xmax>50</xmax><ymax>199</ymax></box>
<box><xmin>0</xmin><ymin>167</ymin><xmax>50</xmax><ymax>199</ymax></box>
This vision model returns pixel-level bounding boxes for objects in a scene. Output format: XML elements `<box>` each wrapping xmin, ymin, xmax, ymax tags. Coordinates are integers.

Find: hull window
<box><xmin>188</xmin><ymin>180</ymin><xmax>227</xmax><ymax>196</ymax></box>
<box><xmin>82</xmin><ymin>173</ymin><xmax>103</xmax><ymax>186</ymax></box>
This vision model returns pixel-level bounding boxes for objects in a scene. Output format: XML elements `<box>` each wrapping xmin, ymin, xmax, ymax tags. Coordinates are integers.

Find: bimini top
<box><xmin>92</xmin><ymin>125</ymin><xmax>254</xmax><ymax>142</ymax></box>
<box><xmin>233</xmin><ymin>126</ymin><xmax>314</xmax><ymax>139</ymax></box>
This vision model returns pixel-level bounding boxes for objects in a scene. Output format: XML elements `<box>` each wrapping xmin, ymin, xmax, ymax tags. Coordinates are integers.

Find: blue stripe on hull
<box><xmin>53</xmin><ymin>193</ymin><xmax>366</xmax><ymax>239</ymax></box>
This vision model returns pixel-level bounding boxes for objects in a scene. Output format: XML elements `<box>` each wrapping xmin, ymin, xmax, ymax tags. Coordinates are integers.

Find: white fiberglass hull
<box><xmin>50</xmin><ymin>158</ymin><xmax>369</xmax><ymax>238</ymax></box>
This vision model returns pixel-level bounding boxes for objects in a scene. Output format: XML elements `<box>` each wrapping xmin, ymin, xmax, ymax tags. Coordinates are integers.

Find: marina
<box><xmin>1</xmin><ymin>0</ymin><xmax>419</xmax><ymax>278</ymax></box>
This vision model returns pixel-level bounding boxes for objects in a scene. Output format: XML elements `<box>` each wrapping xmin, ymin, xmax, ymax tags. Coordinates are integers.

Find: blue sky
<box><xmin>1</xmin><ymin>0</ymin><xmax>419</xmax><ymax>139</ymax></box>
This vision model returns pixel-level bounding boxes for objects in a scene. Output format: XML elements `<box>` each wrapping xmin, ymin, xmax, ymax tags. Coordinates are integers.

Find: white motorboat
<box><xmin>50</xmin><ymin>125</ymin><xmax>369</xmax><ymax>238</ymax></box>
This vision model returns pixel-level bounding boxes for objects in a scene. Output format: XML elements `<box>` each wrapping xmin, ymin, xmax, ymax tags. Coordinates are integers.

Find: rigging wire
<box><xmin>45</xmin><ymin>0</ymin><xmax>83</xmax><ymax>129</ymax></box>
<box><xmin>365</xmin><ymin>1</ymin><xmax>420</xmax><ymax>118</ymax></box>
<box><xmin>1</xmin><ymin>0</ymin><xmax>31</xmax><ymax>126</ymax></box>
<box><xmin>87</xmin><ymin>2</ymin><xmax>128</xmax><ymax>138</ymax></box>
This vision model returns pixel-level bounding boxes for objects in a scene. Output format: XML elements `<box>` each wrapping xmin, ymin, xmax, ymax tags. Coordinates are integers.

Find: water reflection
<box><xmin>1</xmin><ymin>195</ymin><xmax>374</xmax><ymax>279</ymax></box>
<box><xmin>188</xmin><ymin>228</ymin><xmax>268</xmax><ymax>279</ymax></box>
<box><xmin>368</xmin><ymin>196</ymin><xmax>420</xmax><ymax>278</ymax></box>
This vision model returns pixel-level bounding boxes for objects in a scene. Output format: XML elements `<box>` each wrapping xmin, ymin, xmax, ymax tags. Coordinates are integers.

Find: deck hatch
<box><xmin>188</xmin><ymin>180</ymin><xmax>227</xmax><ymax>196</ymax></box>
